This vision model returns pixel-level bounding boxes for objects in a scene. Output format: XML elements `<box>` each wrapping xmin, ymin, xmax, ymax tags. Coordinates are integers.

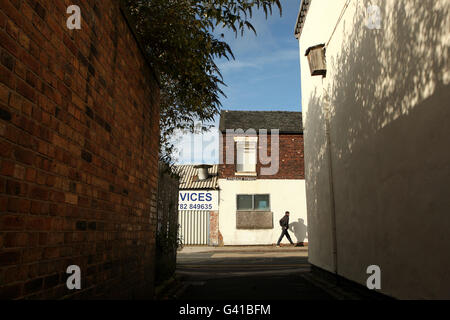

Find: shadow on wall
<box><xmin>306</xmin><ymin>0</ymin><xmax>450</xmax><ymax>298</ymax></box>
<box><xmin>327</xmin><ymin>0</ymin><xmax>449</xmax><ymax>154</ymax></box>
<box><xmin>289</xmin><ymin>218</ymin><xmax>307</xmax><ymax>243</ymax></box>
<box><xmin>303</xmin><ymin>85</ymin><xmax>334</xmax><ymax>268</ymax></box>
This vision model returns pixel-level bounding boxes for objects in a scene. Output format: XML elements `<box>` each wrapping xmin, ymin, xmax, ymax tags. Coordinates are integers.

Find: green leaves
<box><xmin>123</xmin><ymin>0</ymin><xmax>282</xmax><ymax>165</ymax></box>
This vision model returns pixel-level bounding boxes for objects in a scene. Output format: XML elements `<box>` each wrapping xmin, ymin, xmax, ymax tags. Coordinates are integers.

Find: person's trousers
<box><xmin>277</xmin><ymin>228</ymin><xmax>294</xmax><ymax>245</ymax></box>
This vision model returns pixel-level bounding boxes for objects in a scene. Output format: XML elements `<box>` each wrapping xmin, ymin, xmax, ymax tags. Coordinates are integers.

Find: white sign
<box><xmin>179</xmin><ymin>190</ymin><xmax>218</xmax><ymax>211</ymax></box>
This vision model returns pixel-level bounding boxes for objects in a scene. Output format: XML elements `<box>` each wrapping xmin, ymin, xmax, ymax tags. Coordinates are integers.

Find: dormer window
<box><xmin>234</xmin><ymin>136</ymin><xmax>257</xmax><ymax>175</ymax></box>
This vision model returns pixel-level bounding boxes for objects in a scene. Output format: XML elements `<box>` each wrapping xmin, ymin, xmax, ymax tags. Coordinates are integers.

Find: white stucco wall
<box><xmin>298</xmin><ymin>0</ymin><xmax>450</xmax><ymax>299</ymax></box>
<box><xmin>218</xmin><ymin>179</ymin><xmax>308</xmax><ymax>245</ymax></box>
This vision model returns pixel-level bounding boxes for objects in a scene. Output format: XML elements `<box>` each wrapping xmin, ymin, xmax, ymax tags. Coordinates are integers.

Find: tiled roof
<box><xmin>174</xmin><ymin>164</ymin><xmax>219</xmax><ymax>190</ymax></box>
<box><xmin>294</xmin><ymin>0</ymin><xmax>312</xmax><ymax>39</ymax></box>
<box><xmin>219</xmin><ymin>110</ymin><xmax>303</xmax><ymax>134</ymax></box>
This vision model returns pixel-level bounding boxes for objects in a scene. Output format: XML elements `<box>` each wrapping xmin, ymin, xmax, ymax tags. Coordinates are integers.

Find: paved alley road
<box><xmin>173</xmin><ymin>246</ymin><xmax>336</xmax><ymax>300</ymax></box>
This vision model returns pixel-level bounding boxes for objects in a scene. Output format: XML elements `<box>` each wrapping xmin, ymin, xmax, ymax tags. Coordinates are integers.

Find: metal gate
<box><xmin>178</xmin><ymin>210</ymin><xmax>210</xmax><ymax>245</ymax></box>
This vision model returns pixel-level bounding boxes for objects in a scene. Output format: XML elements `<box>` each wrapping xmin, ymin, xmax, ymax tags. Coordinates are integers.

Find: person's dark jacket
<box><xmin>279</xmin><ymin>215</ymin><xmax>289</xmax><ymax>229</ymax></box>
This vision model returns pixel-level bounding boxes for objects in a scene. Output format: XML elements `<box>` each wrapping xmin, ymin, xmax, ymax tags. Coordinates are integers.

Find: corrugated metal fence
<box><xmin>178</xmin><ymin>210</ymin><xmax>210</xmax><ymax>245</ymax></box>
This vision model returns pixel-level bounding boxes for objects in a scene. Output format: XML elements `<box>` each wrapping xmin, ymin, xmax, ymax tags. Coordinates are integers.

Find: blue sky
<box><xmin>216</xmin><ymin>0</ymin><xmax>302</xmax><ymax>112</ymax></box>
<box><xmin>174</xmin><ymin>0</ymin><xmax>302</xmax><ymax>164</ymax></box>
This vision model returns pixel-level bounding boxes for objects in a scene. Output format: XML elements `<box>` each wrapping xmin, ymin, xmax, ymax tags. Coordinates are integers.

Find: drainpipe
<box><xmin>322</xmin><ymin>82</ymin><xmax>339</xmax><ymax>275</ymax></box>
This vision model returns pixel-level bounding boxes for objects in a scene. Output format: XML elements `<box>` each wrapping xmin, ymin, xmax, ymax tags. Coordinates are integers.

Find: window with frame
<box><xmin>235</xmin><ymin>137</ymin><xmax>257</xmax><ymax>173</ymax></box>
<box><xmin>237</xmin><ymin>194</ymin><xmax>270</xmax><ymax>211</ymax></box>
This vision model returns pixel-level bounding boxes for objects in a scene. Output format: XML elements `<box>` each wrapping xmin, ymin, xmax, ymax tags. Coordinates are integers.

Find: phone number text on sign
<box><xmin>178</xmin><ymin>191</ymin><xmax>218</xmax><ymax>211</ymax></box>
<box><xmin>179</xmin><ymin>203</ymin><xmax>213</xmax><ymax>210</ymax></box>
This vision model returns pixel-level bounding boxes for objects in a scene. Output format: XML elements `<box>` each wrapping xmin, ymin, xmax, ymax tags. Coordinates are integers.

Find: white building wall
<box><xmin>218</xmin><ymin>179</ymin><xmax>308</xmax><ymax>245</ymax></box>
<box><xmin>299</xmin><ymin>0</ymin><xmax>450</xmax><ymax>299</ymax></box>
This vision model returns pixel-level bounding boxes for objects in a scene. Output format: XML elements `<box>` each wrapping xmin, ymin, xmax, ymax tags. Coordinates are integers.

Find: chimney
<box><xmin>194</xmin><ymin>164</ymin><xmax>212</xmax><ymax>181</ymax></box>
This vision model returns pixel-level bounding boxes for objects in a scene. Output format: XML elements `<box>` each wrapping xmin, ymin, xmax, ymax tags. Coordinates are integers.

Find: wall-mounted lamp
<box><xmin>305</xmin><ymin>44</ymin><xmax>326</xmax><ymax>77</ymax></box>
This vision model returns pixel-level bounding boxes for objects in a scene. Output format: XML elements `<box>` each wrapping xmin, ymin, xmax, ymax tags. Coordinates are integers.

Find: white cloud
<box><xmin>217</xmin><ymin>48</ymin><xmax>299</xmax><ymax>74</ymax></box>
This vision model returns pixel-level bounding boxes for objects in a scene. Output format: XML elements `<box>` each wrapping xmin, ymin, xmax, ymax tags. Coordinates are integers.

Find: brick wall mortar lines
<box><xmin>219</xmin><ymin>133</ymin><xmax>305</xmax><ymax>179</ymax></box>
<box><xmin>0</xmin><ymin>0</ymin><xmax>160</xmax><ymax>299</ymax></box>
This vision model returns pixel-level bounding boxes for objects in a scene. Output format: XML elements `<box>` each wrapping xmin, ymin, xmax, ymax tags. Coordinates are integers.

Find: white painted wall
<box><xmin>218</xmin><ymin>179</ymin><xmax>308</xmax><ymax>245</ymax></box>
<box><xmin>298</xmin><ymin>0</ymin><xmax>450</xmax><ymax>299</ymax></box>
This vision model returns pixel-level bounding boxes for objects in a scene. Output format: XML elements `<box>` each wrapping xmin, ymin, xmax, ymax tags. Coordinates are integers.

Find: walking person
<box><xmin>277</xmin><ymin>211</ymin><xmax>295</xmax><ymax>247</ymax></box>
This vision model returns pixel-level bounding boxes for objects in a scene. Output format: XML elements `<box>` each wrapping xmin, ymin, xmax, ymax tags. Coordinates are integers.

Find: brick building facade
<box><xmin>217</xmin><ymin>110</ymin><xmax>308</xmax><ymax>245</ymax></box>
<box><xmin>0</xmin><ymin>0</ymin><xmax>160</xmax><ymax>299</ymax></box>
<box><xmin>219</xmin><ymin>134</ymin><xmax>305</xmax><ymax>180</ymax></box>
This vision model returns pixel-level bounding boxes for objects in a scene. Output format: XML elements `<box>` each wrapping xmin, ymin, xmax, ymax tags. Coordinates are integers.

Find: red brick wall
<box><xmin>219</xmin><ymin>133</ymin><xmax>305</xmax><ymax>180</ymax></box>
<box><xmin>0</xmin><ymin>0</ymin><xmax>159</xmax><ymax>299</ymax></box>
<box><xmin>209</xmin><ymin>210</ymin><xmax>219</xmax><ymax>246</ymax></box>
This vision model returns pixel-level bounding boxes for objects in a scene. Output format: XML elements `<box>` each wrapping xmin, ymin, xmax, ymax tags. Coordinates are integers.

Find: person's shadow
<box><xmin>289</xmin><ymin>218</ymin><xmax>307</xmax><ymax>245</ymax></box>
